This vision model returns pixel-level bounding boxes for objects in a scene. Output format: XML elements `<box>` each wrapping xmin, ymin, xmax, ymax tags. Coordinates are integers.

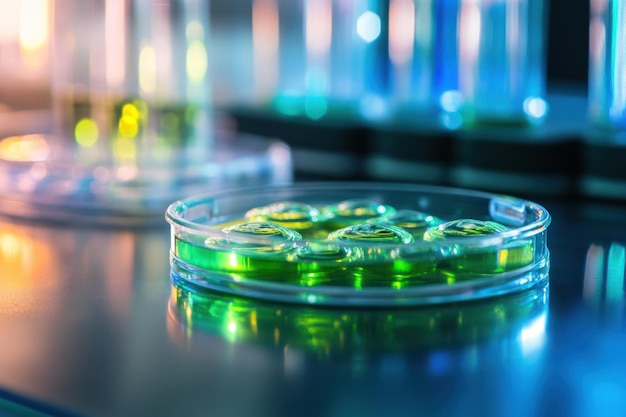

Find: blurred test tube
<box><xmin>455</xmin><ymin>0</ymin><xmax>548</xmax><ymax>127</ymax></box>
<box><xmin>0</xmin><ymin>0</ymin><xmax>51</xmax><ymax>112</ymax></box>
<box><xmin>392</xmin><ymin>0</ymin><xmax>548</xmax><ymax>129</ymax></box>
<box><xmin>208</xmin><ymin>1</ymin><xmax>257</xmax><ymax>107</ymax></box>
<box><xmin>50</xmin><ymin>0</ymin><xmax>212</xmax><ymax>165</ymax></box>
<box><xmin>389</xmin><ymin>0</ymin><xmax>462</xmax><ymax>127</ymax></box>
<box><xmin>589</xmin><ymin>0</ymin><xmax>626</xmax><ymax>133</ymax></box>
<box><xmin>272</xmin><ymin>0</ymin><xmax>390</xmax><ymax>120</ymax></box>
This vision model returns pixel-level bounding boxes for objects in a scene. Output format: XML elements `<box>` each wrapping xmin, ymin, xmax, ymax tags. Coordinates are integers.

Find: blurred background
<box><xmin>0</xmin><ymin>0</ymin><xmax>589</xmax><ymax>104</ymax></box>
<box><xmin>4</xmin><ymin>3</ymin><xmax>626</xmax><ymax>417</ymax></box>
<box><xmin>0</xmin><ymin>0</ymin><xmax>610</xmax><ymax>221</ymax></box>
<box><xmin>546</xmin><ymin>0</ymin><xmax>588</xmax><ymax>87</ymax></box>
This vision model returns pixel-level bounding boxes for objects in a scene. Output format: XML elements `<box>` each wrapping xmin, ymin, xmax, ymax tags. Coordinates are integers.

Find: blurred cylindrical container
<box><xmin>0</xmin><ymin>0</ymin><xmax>51</xmax><ymax>111</ymax></box>
<box><xmin>589</xmin><ymin>0</ymin><xmax>626</xmax><ymax>131</ymax></box>
<box><xmin>455</xmin><ymin>0</ymin><xmax>548</xmax><ymax>127</ymax></box>
<box><xmin>581</xmin><ymin>0</ymin><xmax>626</xmax><ymax>201</ymax></box>
<box><xmin>50</xmin><ymin>0</ymin><xmax>212</xmax><ymax>165</ymax></box>
<box><xmin>394</xmin><ymin>0</ymin><xmax>548</xmax><ymax>128</ymax></box>
<box><xmin>271</xmin><ymin>0</ymin><xmax>390</xmax><ymax>119</ymax></box>
<box><xmin>389</xmin><ymin>0</ymin><xmax>460</xmax><ymax>126</ymax></box>
<box><xmin>209</xmin><ymin>1</ymin><xmax>256</xmax><ymax>107</ymax></box>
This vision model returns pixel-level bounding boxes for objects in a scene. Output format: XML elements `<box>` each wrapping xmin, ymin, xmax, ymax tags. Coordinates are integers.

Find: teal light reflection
<box><xmin>274</xmin><ymin>93</ymin><xmax>303</xmax><ymax>116</ymax></box>
<box><xmin>606</xmin><ymin>243</ymin><xmax>625</xmax><ymax>304</ymax></box>
<box><xmin>304</xmin><ymin>96</ymin><xmax>328</xmax><ymax>119</ymax></box>
<box><xmin>583</xmin><ymin>242</ymin><xmax>626</xmax><ymax>324</ymax></box>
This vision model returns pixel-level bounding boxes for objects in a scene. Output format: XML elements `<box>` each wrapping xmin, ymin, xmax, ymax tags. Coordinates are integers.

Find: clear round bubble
<box><xmin>328</xmin><ymin>222</ymin><xmax>414</xmax><ymax>244</ymax></box>
<box><xmin>295</xmin><ymin>242</ymin><xmax>351</xmax><ymax>261</ymax></box>
<box><xmin>371</xmin><ymin>209</ymin><xmax>442</xmax><ymax>237</ymax></box>
<box><xmin>423</xmin><ymin>219</ymin><xmax>509</xmax><ymax>240</ymax></box>
<box><xmin>245</xmin><ymin>201</ymin><xmax>322</xmax><ymax>231</ymax></box>
<box><xmin>322</xmin><ymin>199</ymin><xmax>396</xmax><ymax>226</ymax></box>
<box><xmin>206</xmin><ymin>221</ymin><xmax>302</xmax><ymax>254</ymax></box>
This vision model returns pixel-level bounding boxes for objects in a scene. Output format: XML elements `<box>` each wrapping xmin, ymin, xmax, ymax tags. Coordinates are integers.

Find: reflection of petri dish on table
<box><xmin>0</xmin><ymin>132</ymin><xmax>292</xmax><ymax>226</ymax></box>
<box><xmin>166</xmin><ymin>183</ymin><xmax>551</xmax><ymax>306</ymax></box>
<box><xmin>167</xmin><ymin>278</ymin><xmax>549</xmax><ymax>355</ymax></box>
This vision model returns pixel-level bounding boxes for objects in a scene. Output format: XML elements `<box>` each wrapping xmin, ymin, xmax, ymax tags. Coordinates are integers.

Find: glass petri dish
<box><xmin>0</xmin><ymin>132</ymin><xmax>292</xmax><ymax>226</ymax></box>
<box><xmin>166</xmin><ymin>182</ymin><xmax>551</xmax><ymax>306</ymax></box>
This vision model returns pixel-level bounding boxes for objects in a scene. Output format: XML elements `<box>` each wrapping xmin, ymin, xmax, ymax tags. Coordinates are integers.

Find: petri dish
<box><xmin>0</xmin><ymin>132</ymin><xmax>292</xmax><ymax>226</ymax></box>
<box><xmin>166</xmin><ymin>182</ymin><xmax>551</xmax><ymax>306</ymax></box>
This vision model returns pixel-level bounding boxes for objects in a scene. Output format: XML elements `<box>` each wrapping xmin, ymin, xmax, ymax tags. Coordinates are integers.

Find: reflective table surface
<box><xmin>1</xmin><ymin>194</ymin><xmax>626</xmax><ymax>417</ymax></box>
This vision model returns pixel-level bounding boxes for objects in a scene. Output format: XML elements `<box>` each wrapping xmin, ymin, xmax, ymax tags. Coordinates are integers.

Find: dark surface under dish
<box><xmin>1</xmin><ymin>191</ymin><xmax>626</xmax><ymax>417</ymax></box>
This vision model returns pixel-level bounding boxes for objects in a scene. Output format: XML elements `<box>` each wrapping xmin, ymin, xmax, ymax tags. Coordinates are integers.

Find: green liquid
<box><xmin>174</xmin><ymin>237</ymin><xmax>437</xmax><ymax>288</ymax></box>
<box><xmin>424</xmin><ymin>219</ymin><xmax>535</xmax><ymax>280</ymax></box>
<box><xmin>439</xmin><ymin>242</ymin><xmax>535</xmax><ymax>277</ymax></box>
<box><xmin>174</xmin><ymin>234</ymin><xmax>534</xmax><ymax>289</ymax></box>
<box><xmin>174</xmin><ymin>204</ymin><xmax>535</xmax><ymax>289</ymax></box>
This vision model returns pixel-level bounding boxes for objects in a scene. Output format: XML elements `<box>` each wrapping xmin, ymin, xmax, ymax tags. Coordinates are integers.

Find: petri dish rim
<box><xmin>166</xmin><ymin>182</ymin><xmax>551</xmax><ymax>306</ymax></box>
<box><xmin>166</xmin><ymin>182</ymin><xmax>551</xmax><ymax>248</ymax></box>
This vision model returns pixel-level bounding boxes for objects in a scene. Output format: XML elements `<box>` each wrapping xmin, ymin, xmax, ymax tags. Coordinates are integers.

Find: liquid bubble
<box><xmin>245</xmin><ymin>201</ymin><xmax>323</xmax><ymax>234</ymax></box>
<box><xmin>328</xmin><ymin>222</ymin><xmax>414</xmax><ymax>244</ymax></box>
<box><xmin>207</xmin><ymin>221</ymin><xmax>302</xmax><ymax>255</ymax></box>
<box><xmin>372</xmin><ymin>209</ymin><xmax>443</xmax><ymax>238</ymax></box>
<box><xmin>321</xmin><ymin>199</ymin><xmax>396</xmax><ymax>229</ymax></box>
<box><xmin>424</xmin><ymin>219</ymin><xmax>509</xmax><ymax>240</ymax></box>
